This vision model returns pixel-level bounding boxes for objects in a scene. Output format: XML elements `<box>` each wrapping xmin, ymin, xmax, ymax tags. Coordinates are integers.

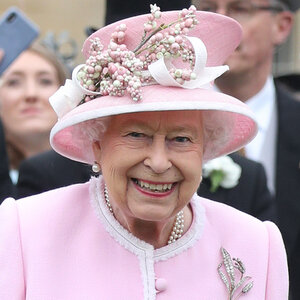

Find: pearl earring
<box><xmin>92</xmin><ymin>161</ymin><xmax>101</xmax><ymax>173</ymax></box>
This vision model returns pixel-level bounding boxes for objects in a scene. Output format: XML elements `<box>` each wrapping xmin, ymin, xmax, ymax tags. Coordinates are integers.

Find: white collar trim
<box><xmin>90</xmin><ymin>176</ymin><xmax>205</xmax><ymax>259</ymax></box>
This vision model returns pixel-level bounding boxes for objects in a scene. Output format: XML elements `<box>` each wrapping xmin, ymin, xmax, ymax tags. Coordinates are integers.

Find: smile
<box><xmin>132</xmin><ymin>178</ymin><xmax>175</xmax><ymax>193</ymax></box>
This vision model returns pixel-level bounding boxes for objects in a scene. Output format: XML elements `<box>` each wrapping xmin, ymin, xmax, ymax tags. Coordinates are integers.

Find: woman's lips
<box><xmin>21</xmin><ymin>107</ymin><xmax>40</xmax><ymax>115</ymax></box>
<box><xmin>132</xmin><ymin>178</ymin><xmax>176</xmax><ymax>197</ymax></box>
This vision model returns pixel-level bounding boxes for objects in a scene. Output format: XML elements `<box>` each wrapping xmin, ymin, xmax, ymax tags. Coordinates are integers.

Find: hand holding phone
<box><xmin>0</xmin><ymin>7</ymin><xmax>39</xmax><ymax>75</ymax></box>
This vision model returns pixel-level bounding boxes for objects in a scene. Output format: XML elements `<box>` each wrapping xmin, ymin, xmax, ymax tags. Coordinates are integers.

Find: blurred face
<box><xmin>93</xmin><ymin>111</ymin><xmax>203</xmax><ymax>223</ymax></box>
<box><xmin>0</xmin><ymin>50</ymin><xmax>59</xmax><ymax>141</ymax></box>
<box><xmin>193</xmin><ymin>0</ymin><xmax>292</xmax><ymax>77</ymax></box>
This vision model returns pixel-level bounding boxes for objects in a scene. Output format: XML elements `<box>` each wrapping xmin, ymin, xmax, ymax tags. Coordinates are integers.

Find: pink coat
<box><xmin>0</xmin><ymin>177</ymin><xmax>288</xmax><ymax>299</ymax></box>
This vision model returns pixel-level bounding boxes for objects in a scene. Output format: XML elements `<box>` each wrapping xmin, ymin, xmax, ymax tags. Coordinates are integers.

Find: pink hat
<box><xmin>49</xmin><ymin>5</ymin><xmax>257</xmax><ymax>164</ymax></box>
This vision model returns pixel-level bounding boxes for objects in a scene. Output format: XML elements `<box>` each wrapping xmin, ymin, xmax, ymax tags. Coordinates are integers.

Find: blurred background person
<box><xmin>193</xmin><ymin>0</ymin><xmax>300</xmax><ymax>298</ymax></box>
<box><xmin>0</xmin><ymin>42</ymin><xmax>68</xmax><ymax>185</ymax></box>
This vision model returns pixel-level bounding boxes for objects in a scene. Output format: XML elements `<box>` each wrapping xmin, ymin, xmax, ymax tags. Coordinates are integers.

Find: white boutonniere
<box><xmin>202</xmin><ymin>156</ymin><xmax>242</xmax><ymax>192</ymax></box>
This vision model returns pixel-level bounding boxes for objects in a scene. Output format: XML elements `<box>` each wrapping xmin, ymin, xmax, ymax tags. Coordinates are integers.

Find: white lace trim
<box><xmin>154</xmin><ymin>194</ymin><xmax>205</xmax><ymax>262</ymax></box>
<box><xmin>89</xmin><ymin>176</ymin><xmax>205</xmax><ymax>299</ymax></box>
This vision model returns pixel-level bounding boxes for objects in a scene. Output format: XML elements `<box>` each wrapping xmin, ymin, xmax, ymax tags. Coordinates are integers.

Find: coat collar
<box><xmin>89</xmin><ymin>176</ymin><xmax>206</xmax><ymax>261</ymax></box>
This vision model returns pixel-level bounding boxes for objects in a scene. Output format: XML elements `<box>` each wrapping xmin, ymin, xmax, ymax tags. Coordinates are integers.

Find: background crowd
<box><xmin>0</xmin><ymin>0</ymin><xmax>300</xmax><ymax>298</ymax></box>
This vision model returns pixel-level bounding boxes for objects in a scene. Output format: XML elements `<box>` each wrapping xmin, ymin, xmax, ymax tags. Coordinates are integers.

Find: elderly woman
<box><xmin>0</xmin><ymin>6</ymin><xmax>288</xmax><ymax>299</ymax></box>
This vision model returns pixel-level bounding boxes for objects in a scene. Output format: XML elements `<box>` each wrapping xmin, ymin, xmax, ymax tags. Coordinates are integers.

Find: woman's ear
<box><xmin>272</xmin><ymin>11</ymin><xmax>294</xmax><ymax>46</ymax></box>
<box><xmin>92</xmin><ymin>141</ymin><xmax>101</xmax><ymax>162</ymax></box>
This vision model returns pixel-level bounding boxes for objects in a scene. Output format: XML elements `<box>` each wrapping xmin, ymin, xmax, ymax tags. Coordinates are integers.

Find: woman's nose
<box><xmin>144</xmin><ymin>138</ymin><xmax>172</xmax><ymax>174</ymax></box>
<box><xmin>24</xmin><ymin>81</ymin><xmax>38</xmax><ymax>102</ymax></box>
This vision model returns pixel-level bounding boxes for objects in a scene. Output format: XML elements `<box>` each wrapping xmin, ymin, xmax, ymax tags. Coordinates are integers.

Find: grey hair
<box><xmin>202</xmin><ymin>110</ymin><xmax>235</xmax><ymax>162</ymax></box>
<box><xmin>73</xmin><ymin>117</ymin><xmax>111</xmax><ymax>144</ymax></box>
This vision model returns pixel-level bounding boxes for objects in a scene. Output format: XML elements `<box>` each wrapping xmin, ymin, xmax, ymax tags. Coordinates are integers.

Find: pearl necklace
<box><xmin>104</xmin><ymin>185</ymin><xmax>184</xmax><ymax>245</ymax></box>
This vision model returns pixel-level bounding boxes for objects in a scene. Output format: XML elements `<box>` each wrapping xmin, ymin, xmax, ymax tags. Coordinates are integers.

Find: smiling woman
<box><xmin>0</xmin><ymin>5</ymin><xmax>288</xmax><ymax>300</ymax></box>
<box><xmin>0</xmin><ymin>42</ymin><xmax>68</xmax><ymax>181</ymax></box>
<box><xmin>91</xmin><ymin>111</ymin><xmax>203</xmax><ymax>246</ymax></box>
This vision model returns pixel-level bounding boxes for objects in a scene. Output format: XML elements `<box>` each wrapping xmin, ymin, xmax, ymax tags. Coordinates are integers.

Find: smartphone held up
<box><xmin>0</xmin><ymin>7</ymin><xmax>39</xmax><ymax>75</ymax></box>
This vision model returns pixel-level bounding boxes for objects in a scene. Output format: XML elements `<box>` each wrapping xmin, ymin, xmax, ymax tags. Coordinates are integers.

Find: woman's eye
<box><xmin>127</xmin><ymin>132</ymin><xmax>145</xmax><ymax>138</ymax></box>
<box><xmin>39</xmin><ymin>78</ymin><xmax>55</xmax><ymax>86</ymax></box>
<box><xmin>4</xmin><ymin>78</ymin><xmax>21</xmax><ymax>87</ymax></box>
<box><xmin>174</xmin><ymin>136</ymin><xmax>191</xmax><ymax>143</ymax></box>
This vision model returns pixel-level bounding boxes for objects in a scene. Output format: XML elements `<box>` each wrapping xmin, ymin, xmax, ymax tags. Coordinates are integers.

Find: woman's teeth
<box><xmin>134</xmin><ymin>179</ymin><xmax>173</xmax><ymax>192</ymax></box>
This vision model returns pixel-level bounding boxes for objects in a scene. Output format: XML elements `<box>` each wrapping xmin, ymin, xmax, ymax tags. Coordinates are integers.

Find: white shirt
<box><xmin>9</xmin><ymin>169</ymin><xmax>19</xmax><ymax>185</ymax></box>
<box><xmin>215</xmin><ymin>77</ymin><xmax>277</xmax><ymax>194</ymax></box>
<box><xmin>245</xmin><ymin>77</ymin><xmax>277</xmax><ymax>194</ymax></box>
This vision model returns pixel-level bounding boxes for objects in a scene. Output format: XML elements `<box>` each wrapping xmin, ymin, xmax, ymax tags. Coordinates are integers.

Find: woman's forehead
<box><xmin>109</xmin><ymin>110</ymin><xmax>203</xmax><ymax>131</ymax></box>
<box><xmin>1</xmin><ymin>50</ymin><xmax>56</xmax><ymax>78</ymax></box>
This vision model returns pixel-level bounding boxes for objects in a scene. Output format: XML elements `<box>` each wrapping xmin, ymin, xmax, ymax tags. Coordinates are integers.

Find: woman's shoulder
<box><xmin>0</xmin><ymin>181</ymin><xmax>92</xmax><ymax>226</ymax></box>
<box><xmin>197</xmin><ymin>195</ymin><xmax>279</xmax><ymax>235</ymax></box>
<box><xmin>195</xmin><ymin>196</ymin><xmax>286</xmax><ymax>263</ymax></box>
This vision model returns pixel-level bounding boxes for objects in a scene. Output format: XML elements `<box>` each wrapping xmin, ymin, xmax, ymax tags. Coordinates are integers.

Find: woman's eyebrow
<box><xmin>3</xmin><ymin>71</ymin><xmax>24</xmax><ymax>77</ymax></box>
<box><xmin>169</xmin><ymin>125</ymin><xmax>198</xmax><ymax>135</ymax></box>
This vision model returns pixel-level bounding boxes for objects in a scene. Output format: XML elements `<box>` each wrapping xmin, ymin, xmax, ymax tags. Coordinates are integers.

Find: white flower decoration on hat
<box><xmin>49</xmin><ymin>4</ymin><xmax>229</xmax><ymax>119</ymax></box>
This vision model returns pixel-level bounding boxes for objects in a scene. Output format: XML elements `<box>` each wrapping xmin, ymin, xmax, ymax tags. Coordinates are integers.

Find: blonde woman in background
<box><xmin>0</xmin><ymin>42</ymin><xmax>68</xmax><ymax>183</ymax></box>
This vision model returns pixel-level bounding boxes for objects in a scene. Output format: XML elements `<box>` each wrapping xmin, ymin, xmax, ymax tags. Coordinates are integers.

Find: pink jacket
<box><xmin>0</xmin><ymin>177</ymin><xmax>288</xmax><ymax>299</ymax></box>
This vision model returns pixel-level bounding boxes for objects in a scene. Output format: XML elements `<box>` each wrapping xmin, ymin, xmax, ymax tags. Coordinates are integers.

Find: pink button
<box><xmin>155</xmin><ymin>278</ymin><xmax>167</xmax><ymax>292</ymax></box>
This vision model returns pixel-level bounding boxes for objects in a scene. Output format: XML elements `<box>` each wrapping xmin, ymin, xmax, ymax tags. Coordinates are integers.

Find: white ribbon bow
<box><xmin>148</xmin><ymin>36</ymin><xmax>229</xmax><ymax>89</ymax></box>
<box><xmin>49</xmin><ymin>79</ymin><xmax>83</xmax><ymax>119</ymax></box>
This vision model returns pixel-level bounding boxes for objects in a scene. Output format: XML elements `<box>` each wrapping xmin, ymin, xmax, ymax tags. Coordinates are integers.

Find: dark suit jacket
<box><xmin>198</xmin><ymin>153</ymin><xmax>276</xmax><ymax>222</ymax></box>
<box><xmin>274</xmin><ymin>82</ymin><xmax>300</xmax><ymax>263</ymax></box>
<box><xmin>0</xmin><ymin>121</ymin><xmax>14</xmax><ymax>204</ymax></box>
<box><xmin>17</xmin><ymin>150</ymin><xmax>92</xmax><ymax>198</ymax></box>
<box><xmin>290</xmin><ymin>229</ymin><xmax>300</xmax><ymax>300</ymax></box>
<box><xmin>273</xmin><ymin>83</ymin><xmax>300</xmax><ymax>300</ymax></box>
<box><xmin>17</xmin><ymin>150</ymin><xmax>275</xmax><ymax>222</ymax></box>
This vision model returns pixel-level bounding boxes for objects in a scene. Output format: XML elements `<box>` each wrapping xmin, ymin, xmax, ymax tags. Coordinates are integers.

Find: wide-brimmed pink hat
<box><xmin>50</xmin><ymin>5</ymin><xmax>257</xmax><ymax>164</ymax></box>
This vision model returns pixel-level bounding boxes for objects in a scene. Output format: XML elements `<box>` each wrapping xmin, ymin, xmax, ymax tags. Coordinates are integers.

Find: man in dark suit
<box><xmin>193</xmin><ymin>0</ymin><xmax>300</xmax><ymax>296</ymax></box>
<box><xmin>17</xmin><ymin>150</ymin><xmax>276</xmax><ymax>222</ymax></box>
<box><xmin>0</xmin><ymin>120</ymin><xmax>14</xmax><ymax>203</ymax></box>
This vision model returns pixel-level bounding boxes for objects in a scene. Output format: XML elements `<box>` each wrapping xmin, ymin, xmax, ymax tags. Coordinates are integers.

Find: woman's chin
<box><xmin>129</xmin><ymin>206</ymin><xmax>173</xmax><ymax>223</ymax></box>
<box><xmin>127</xmin><ymin>180</ymin><xmax>178</xmax><ymax>219</ymax></box>
<box><xmin>18</xmin><ymin>123</ymin><xmax>53</xmax><ymax>135</ymax></box>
